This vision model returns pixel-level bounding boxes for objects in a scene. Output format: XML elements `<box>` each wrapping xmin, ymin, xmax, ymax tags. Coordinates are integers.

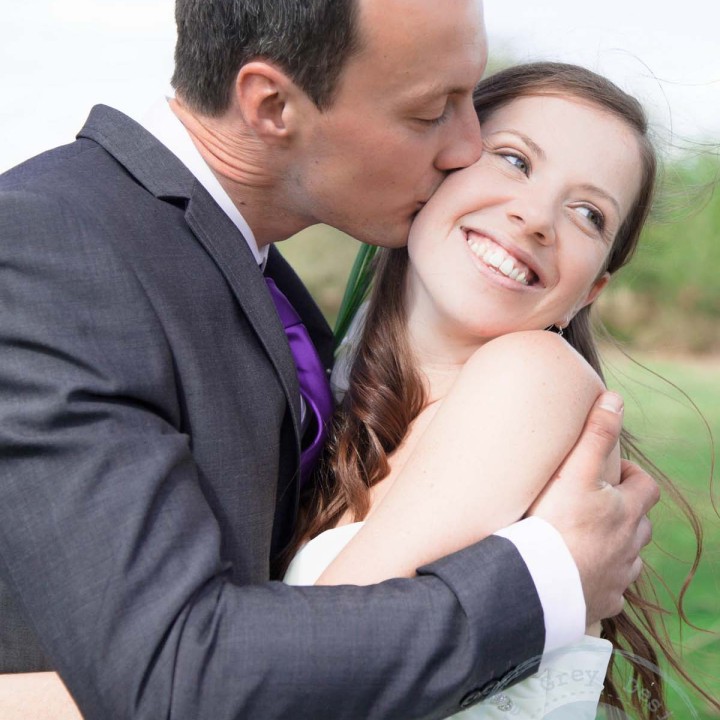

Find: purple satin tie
<box><xmin>265</xmin><ymin>277</ymin><xmax>334</xmax><ymax>484</ymax></box>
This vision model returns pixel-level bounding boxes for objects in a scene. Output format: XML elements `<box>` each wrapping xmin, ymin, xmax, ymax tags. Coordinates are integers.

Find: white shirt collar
<box><xmin>139</xmin><ymin>98</ymin><xmax>268</xmax><ymax>267</ymax></box>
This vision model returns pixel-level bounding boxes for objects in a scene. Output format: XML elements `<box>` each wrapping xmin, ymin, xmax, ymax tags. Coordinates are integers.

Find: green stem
<box><xmin>333</xmin><ymin>243</ymin><xmax>378</xmax><ymax>351</ymax></box>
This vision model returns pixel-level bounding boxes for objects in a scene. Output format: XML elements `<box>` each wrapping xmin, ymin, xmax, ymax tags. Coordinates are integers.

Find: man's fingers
<box><xmin>629</xmin><ymin>556</ymin><xmax>644</xmax><ymax>586</ymax></box>
<box><xmin>604</xmin><ymin>593</ymin><xmax>626</xmax><ymax>619</ymax></box>
<box><xmin>637</xmin><ymin>515</ymin><xmax>653</xmax><ymax>551</ymax></box>
<box><xmin>528</xmin><ymin>391</ymin><xmax>661</xmax><ymax>625</ymax></box>
<box><xmin>619</xmin><ymin>459</ymin><xmax>661</xmax><ymax>514</ymax></box>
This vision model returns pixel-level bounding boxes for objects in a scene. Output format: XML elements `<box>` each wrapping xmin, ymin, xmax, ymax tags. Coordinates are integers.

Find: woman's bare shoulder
<box><xmin>461</xmin><ymin>330</ymin><xmax>605</xmax><ymax>401</ymax></box>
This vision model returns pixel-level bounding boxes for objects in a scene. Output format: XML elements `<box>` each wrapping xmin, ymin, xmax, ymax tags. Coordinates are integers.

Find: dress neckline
<box><xmin>309</xmin><ymin>521</ymin><xmax>364</xmax><ymax>544</ymax></box>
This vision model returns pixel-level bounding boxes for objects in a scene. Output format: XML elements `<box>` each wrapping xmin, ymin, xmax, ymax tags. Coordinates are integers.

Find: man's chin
<box><xmin>359</xmin><ymin>223</ymin><xmax>412</xmax><ymax>250</ymax></box>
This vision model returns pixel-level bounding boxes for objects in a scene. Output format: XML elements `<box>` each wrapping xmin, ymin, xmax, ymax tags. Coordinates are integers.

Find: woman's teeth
<box><xmin>467</xmin><ymin>235</ymin><xmax>534</xmax><ymax>285</ymax></box>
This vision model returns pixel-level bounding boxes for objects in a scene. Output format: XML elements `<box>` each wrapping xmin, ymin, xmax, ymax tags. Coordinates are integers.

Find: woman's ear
<box><xmin>233</xmin><ymin>61</ymin><xmax>306</xmax><ymax>144</ymax></box>
<box><xmin>582</xmin><ymin>271</ymin><xmax>611</xmax><ymax>309</ymax></box>
<box><xmin>559</xmin><ymin>272</ymin><xmax>611</xmax><ymax>329</ymax></box>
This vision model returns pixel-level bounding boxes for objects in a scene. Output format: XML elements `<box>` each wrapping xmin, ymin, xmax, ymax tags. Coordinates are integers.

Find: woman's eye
<box><xmin>576</xmin><ymin>205</ymin><xmax>606</xmax><ymax>231</ymax></box>
<box><xmin>500</xmin><ymin>153</ymin><xmax>529</xmax><ymax>175</ymax></box>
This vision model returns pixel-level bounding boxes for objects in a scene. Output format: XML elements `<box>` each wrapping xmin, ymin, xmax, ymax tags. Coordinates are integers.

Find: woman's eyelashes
<box><xmin>574</xmin><ymin>205</ymin><xmax>606</xmax><ymax>232</ymax></box>
<box><xmin>497</xmin><ymin>150</ymin><xmax>531</xmax><ymax>175</ymax></box>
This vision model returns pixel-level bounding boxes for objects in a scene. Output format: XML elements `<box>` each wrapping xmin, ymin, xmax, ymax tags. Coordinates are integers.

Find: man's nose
<box><xmin>434</xmin><ymin>100</ymin><xmax>483</xmax><ymax>172</ymax></box>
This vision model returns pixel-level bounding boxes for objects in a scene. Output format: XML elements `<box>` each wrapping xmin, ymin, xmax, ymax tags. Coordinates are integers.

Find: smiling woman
<box><xmin>404</xmin><ymin>94</ymin><xmax>642</xmax><ymax>346</ymax></box>
<box><xmin>286</xmin><ymin>63</ymin><xmax>720</xmax><ymax>719</ymax></box>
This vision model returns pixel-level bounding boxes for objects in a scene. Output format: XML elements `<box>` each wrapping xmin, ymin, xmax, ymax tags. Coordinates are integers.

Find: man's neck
<box><xmin>169</xmin><ymin>98</ymin><xmax>310</xmax><ymax>246</ymax></box>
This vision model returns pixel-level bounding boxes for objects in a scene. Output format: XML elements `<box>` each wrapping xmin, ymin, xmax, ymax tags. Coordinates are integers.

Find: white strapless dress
<box><xmin>284</xmin><ymin>523</ymin><xmax>613</xmax><ymax>720</ymax></box>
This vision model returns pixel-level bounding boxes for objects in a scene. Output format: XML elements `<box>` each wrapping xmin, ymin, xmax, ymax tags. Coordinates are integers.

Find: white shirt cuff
<box><xmin>494</xmin><ymin>517</ymin><xmax>585</xmax><ymax>654</ymax></box>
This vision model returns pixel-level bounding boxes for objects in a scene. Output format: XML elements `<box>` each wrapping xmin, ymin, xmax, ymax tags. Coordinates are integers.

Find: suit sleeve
<box><xmin>0</xmin><ymin>190</ymin><xmax>545</xmax><ymax>720</ymax></box>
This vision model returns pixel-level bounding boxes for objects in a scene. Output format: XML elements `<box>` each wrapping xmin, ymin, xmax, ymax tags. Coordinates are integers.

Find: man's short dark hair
<box><xmin>171</xmin><ymin>0</ymin><xmax>362</xmax><ymax>116</ymax></box>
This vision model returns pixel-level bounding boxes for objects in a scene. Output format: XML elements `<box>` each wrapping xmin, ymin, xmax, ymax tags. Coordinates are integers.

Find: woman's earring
<box><xmin>545</xmin><ymin>324</ymin><xmax>564</xmax><ymax>337</ymax></box>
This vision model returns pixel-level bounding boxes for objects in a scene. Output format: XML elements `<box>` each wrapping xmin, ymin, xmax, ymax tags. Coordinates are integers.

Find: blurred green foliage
<box><xmin>600</xmin><ymin>153</ymin><xmax>720</xmax><ymax>353</ymax></box>
<box><xmin>277</xmin><ymin>224</ymin><xmax>360</xmax><ymax>326</ymax></box>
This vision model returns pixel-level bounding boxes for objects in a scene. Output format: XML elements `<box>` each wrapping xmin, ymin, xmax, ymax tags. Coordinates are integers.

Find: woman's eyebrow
<box><xmin>488</xmin><ymin>129</ymin><xmax>546</xmax><ymax>160</ymax></box>
<box><xmin>576</xmin><ymin>183</ymin><xmax>622</xmax><ymax>216</ymax></box>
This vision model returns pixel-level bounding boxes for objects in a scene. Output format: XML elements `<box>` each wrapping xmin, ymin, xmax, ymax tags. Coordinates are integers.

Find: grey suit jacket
<box><xmin>0</xmin><ymin>106</ymin><xmax>544</xmax><ymax>719</ymax></box>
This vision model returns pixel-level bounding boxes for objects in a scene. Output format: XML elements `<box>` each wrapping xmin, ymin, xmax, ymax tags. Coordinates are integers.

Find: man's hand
<box><xmin>528</xmin><ymin>391</ymin><xmax>659</xmax><ymax>626</ymax></box>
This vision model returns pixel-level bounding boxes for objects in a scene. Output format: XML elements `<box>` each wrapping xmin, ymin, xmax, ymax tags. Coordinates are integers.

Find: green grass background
<box><xmin>603</xmin><ymin>352</ymin><xmax>720</xmax><ymax>718</ymax></box>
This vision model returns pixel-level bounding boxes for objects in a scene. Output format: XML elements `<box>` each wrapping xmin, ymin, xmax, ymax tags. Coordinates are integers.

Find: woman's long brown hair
<box><xmin>290</xmin><ymin>63</ymin><xmax>719</xmax><ymax>719</ymax></box>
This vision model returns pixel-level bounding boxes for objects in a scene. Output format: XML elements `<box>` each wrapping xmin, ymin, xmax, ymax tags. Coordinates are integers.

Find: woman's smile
<box><xmin>463</xmin><ymin>228</ymin><xmax>540</xmax><ymax>287</ymax></box>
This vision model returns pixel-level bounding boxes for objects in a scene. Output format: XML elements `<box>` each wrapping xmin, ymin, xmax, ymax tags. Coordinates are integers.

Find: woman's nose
<box><xmin>507</xmin><ymin>199</ymin><xmax>556</xmax><ymax>246</ymax></box>
<box><xmin>507</xmin><ymin>187</ymin><xmax>557</xmax><ymax>245</ymax></box>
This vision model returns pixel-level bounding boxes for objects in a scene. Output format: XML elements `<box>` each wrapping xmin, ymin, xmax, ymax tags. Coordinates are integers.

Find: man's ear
<box><xmin>233</xmin><ymin>61</ymin><xmax>307</xmax><ymax>144</ymax></box>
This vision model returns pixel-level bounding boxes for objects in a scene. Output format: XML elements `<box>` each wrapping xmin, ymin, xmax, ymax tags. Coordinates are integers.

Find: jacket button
<box><xmin>459</xmin><ymin>689</ymin><xmax>483</xmax><ymax>709</ymax></box>
<box><xmin>459</xmin><ymin>682</ymin><xmax>494</xmax><ymax>710</ymax></box>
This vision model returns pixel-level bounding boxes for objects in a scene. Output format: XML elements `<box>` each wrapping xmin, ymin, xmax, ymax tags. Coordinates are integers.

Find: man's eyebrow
<box><xmin>404</xmin><ymin>82</ymin><xmax>472</xmax><ymax>103</ymax></box>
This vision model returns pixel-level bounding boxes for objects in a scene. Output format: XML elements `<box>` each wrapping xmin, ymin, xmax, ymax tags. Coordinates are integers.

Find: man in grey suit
<box><xmin>0</xmin><ymin>0</ymin><xmax>658</xmax><ymax>717</ymax></box>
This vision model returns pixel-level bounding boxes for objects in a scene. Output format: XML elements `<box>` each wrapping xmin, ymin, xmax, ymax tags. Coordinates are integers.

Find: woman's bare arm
<box><xmin>0</xmin><ymin>672</ymin><xmax>81</xmax><ymax>720</ymax></box>
<box><xmin>317</xmin><ymin>330</ymin><xmax>620</xmax><ymax>586</ymax></box>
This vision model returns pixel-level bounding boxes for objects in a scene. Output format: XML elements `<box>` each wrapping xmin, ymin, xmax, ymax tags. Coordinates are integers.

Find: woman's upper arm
<box><xmin>0</xmin><ymin>673</ymin><xmax>82</xmax><ymax>720</ymax></box>
<box><xmin>317</xmin><ymin>331</ymin><xmax>607</xmax><ymax>585</ymax></box>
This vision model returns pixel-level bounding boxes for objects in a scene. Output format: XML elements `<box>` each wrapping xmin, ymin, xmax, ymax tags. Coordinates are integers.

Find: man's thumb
<box><xmin>571</xmin><ymin>391</ymin><xmax>623</xmax><ymax>463</ymax></box>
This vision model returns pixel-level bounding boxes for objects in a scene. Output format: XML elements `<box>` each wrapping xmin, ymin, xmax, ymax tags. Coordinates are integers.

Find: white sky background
<box><xmin>1</xmin><ymin>0</ymin><xmax>719</xmax><ymax>172</ymax></box>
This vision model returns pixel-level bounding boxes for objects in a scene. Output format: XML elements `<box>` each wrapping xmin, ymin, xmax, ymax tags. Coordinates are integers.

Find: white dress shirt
<box><xmin>139</xmin><ymin>98</ymin><xmax>268</xmax><ymax>268</ymax></box>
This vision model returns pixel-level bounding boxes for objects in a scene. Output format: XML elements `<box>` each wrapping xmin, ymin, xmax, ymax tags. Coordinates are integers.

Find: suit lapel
<box><xmin>183</xmin><ymin>192</ymin><xmax>303</xmax><ymax>432</ymax></box>
<box><xmin>77</xmin><ymin>104</ymin><xmax>304</xmax><ymax>470</ymax></box>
